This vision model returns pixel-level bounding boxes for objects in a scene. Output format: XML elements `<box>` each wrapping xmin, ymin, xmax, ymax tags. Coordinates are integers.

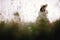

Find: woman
<box><xmin>36</xmin><ymin>4</ymin><xmax>48</xmax><ymax>23</ymax></box>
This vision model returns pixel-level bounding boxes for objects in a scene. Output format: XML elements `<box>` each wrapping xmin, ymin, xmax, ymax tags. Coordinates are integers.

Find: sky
<box><xmin>0</xmin><ymin>0</ymin><xmax>60</xmax><ymax>23</ymax></box>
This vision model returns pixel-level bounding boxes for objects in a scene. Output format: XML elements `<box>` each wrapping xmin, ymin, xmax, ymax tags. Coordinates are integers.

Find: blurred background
<box><xmin>0</xmin><ymin>0</ymin><xmax>60</xmax><ymax>40</ymax></box>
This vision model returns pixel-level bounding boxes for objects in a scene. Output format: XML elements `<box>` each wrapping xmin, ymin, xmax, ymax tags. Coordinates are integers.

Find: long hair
<box><xmin>40</xmin><ymin>4</ymin><xmax>47</xmax><ymax>12</ymax></box>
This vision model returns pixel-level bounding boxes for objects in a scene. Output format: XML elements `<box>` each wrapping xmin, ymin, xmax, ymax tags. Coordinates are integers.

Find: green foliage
<box><xmin>50</xmin><ymin>19</ymin><xmax>60</xmax><ymax>40</ymax></box>
<box><xmin>0</xmin><ymin>12</ymin><xmax>60</xmax><ymax>40</ymax></box>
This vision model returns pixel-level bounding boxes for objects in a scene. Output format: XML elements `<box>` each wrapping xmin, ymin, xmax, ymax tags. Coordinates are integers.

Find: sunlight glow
<box><xmin>0</xmin><ymin>0</ymin><xmax>60</xmax><ymax>23</ymax></box>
